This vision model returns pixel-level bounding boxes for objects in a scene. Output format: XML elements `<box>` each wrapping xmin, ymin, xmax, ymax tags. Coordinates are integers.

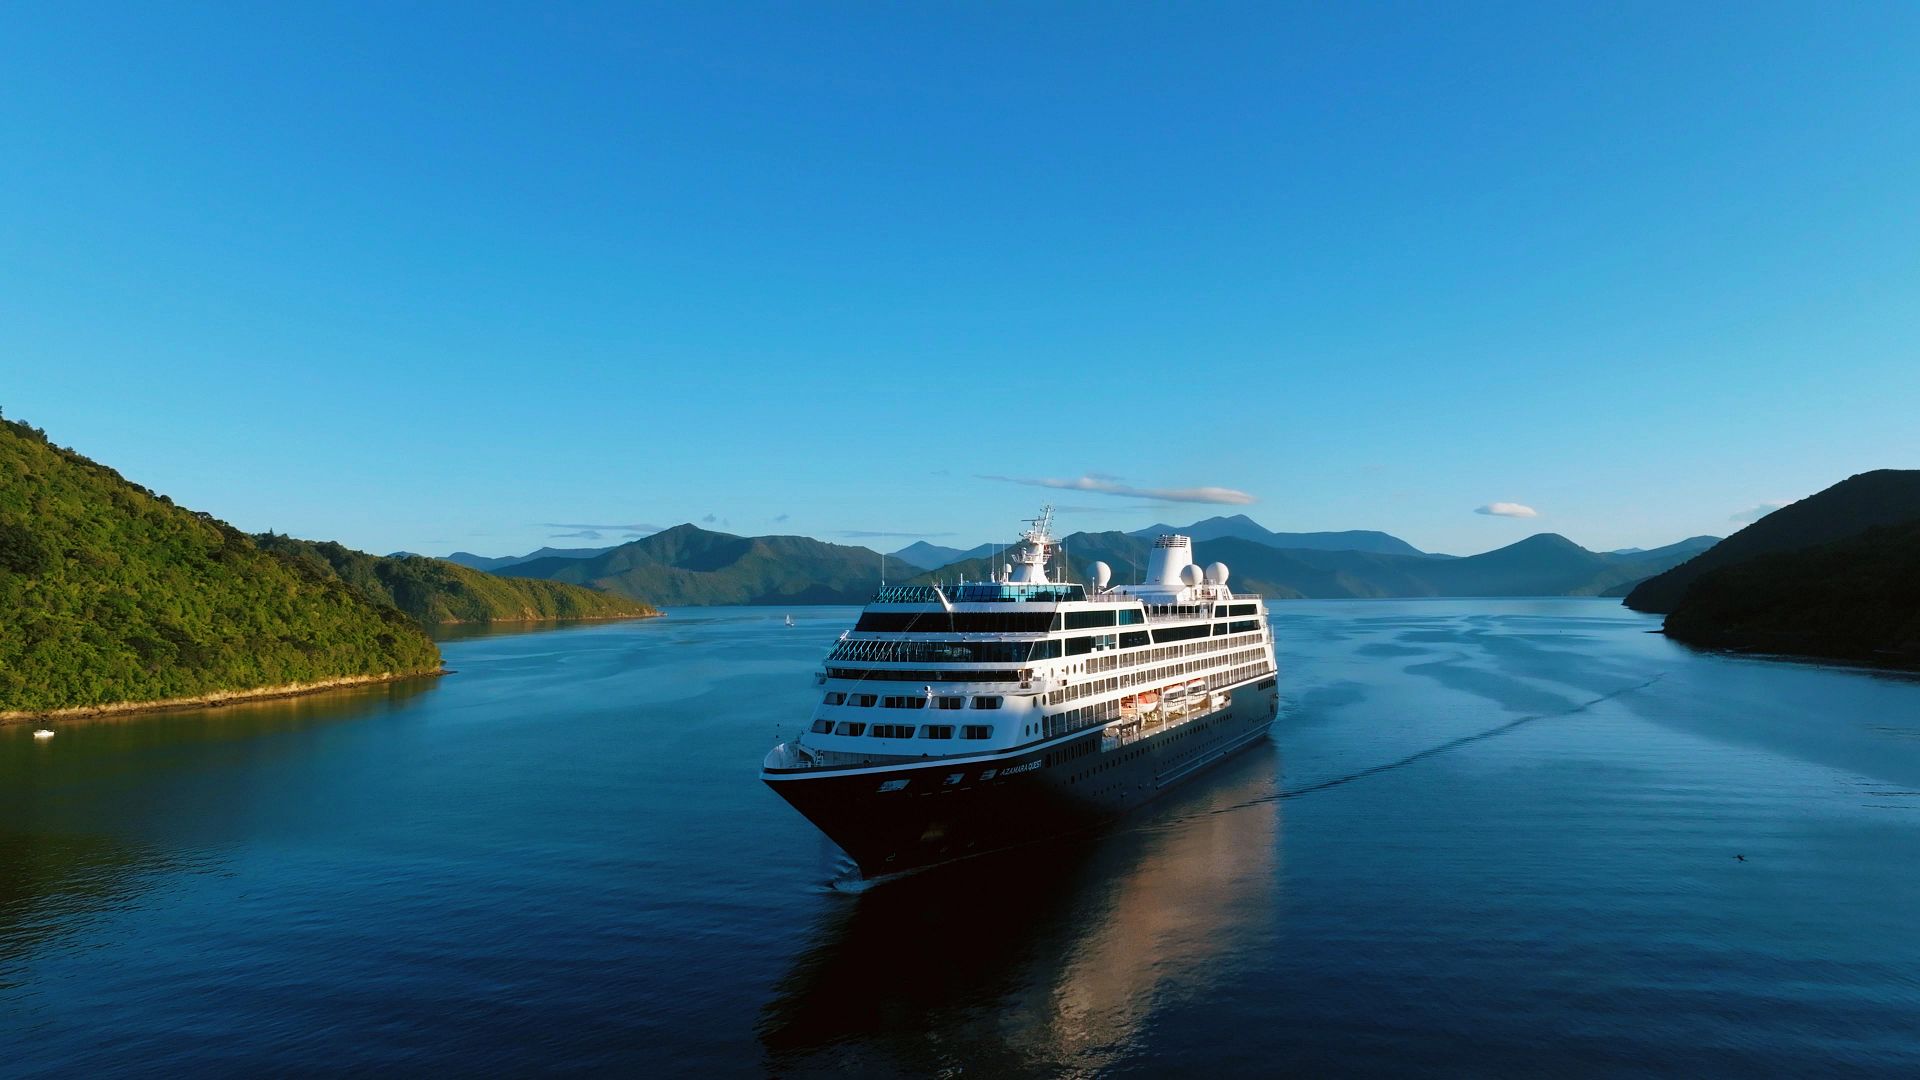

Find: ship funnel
<box><xmin>1146</xmin><ymin>534</ymin><xmax>1194</xmax><ymax>588</ymax></box>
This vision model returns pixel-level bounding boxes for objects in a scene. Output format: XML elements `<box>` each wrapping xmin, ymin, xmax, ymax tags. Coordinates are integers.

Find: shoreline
<box><xmin>0</xmin><ymin>670</ymin><xmax>448</xmax><ymax>725</ymax></box>
<box><xmin>433</xmin><ymin>611</ymin><xmax>664</xmax><ymax>625</ymax></box>
<box><xmin>2</xmin><ymin>614</ymin><xmax>665</xmax><ymax>725</ymax></box>
<box><xmin>1658</xmin><ymin>630</ymin><xmax>1920</xmax><ymax>677</ymax></box>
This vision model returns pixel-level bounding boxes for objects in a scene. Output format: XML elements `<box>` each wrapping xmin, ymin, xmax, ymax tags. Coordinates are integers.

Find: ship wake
<box><xmin>1204</xmin><ymin>672</ymin><xmax>1669</xmax><ymax>817</ymax></box>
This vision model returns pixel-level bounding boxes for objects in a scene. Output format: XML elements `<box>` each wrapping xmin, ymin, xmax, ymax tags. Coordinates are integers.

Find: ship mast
<box><xmin>1008</xmin><ymin>504</ymin><xmax>1055</xmax><ymax>584</ymax></box>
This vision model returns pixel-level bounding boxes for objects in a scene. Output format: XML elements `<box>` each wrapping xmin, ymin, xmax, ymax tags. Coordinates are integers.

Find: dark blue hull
<box><xmin>765</xmin><ymin>677</ymin><xmax>1279</xmax><ymax>877</ymax></box>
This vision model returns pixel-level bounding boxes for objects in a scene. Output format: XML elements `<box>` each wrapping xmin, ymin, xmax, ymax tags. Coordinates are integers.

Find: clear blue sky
<box><xmin>5</xmin><ymin>3</ymin><xmax>1917</xmax><ymax>557</ymax></box>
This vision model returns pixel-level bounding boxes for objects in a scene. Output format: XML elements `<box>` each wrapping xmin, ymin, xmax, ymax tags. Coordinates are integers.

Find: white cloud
<box><xmin>536</xmin><ymin>520</ymin><xmax>664</xmax><ymax>534</ymax></box>
<box><xmin>1730</xmin><ymin>500</ymin><xmax>1793</xmax><ymax>523</ymax></box>
<box><xmin>1474</xmin><ymin>502</ymin><xmax>1539</xmax><ymax>519</ymax></box>
<box><xmin>980</xmin><ymin>473</ymin><xmax>1256</xmax><ymax>505</ymax></box>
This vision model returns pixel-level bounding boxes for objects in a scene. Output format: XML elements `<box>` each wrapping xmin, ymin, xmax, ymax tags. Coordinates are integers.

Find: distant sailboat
<box><xmin>784</xmin><ymin>614</ymin><xmax>796</xmax><ymax>628</ymax></box>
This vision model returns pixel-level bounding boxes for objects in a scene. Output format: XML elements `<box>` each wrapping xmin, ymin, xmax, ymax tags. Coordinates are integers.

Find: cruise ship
<box><xmin>762</xmin><ymin>507</ymin><xmax>1280</xmax><ymax>878</ymax></box>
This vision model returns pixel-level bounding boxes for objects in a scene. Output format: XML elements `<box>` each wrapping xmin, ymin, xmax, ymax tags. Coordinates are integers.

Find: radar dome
<box><xmin>1090</xmin><ymin>561</ymin><xmax>1112</xmax><ymax>588</ymax></box>
<box><xmin>1179</xmin><ymin>564</ymin><xmax>1204</xmax><ymax>587</ymax></box>
<box><xmin>1206</xmin><ymin>561</ymin><xmax>1229</xmax><ymax>585</ymax></box>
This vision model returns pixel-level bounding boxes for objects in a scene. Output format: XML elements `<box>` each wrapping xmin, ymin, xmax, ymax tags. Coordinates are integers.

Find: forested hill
<box><xmin>1625</xmin><ymin>470</ymin><xmax>1920</xmax><ymax>613</ymax></box>
<box><xmin>1660</xmin><ymin>521</ymin><xmax>1920</xmax><ymax>668</ymax></box>
<box><xmin>255</xmin><ymin>535</ymin><xmax>660</xmax><ymax>625</ymax></box>
<box><xmin>497</xmin><ymin>523</ymin><xmax>891</xmax><ymax>605</ymax></box>
<box><xmin>0</xmin><ymin>417</ymin><xmax>440</xmax><ymax>716</ymax></box>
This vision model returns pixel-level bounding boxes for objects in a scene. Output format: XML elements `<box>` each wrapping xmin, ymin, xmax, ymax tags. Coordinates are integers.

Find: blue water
<box><xmin>5</xmin><ymin>601</ymin><xmax>1920</xmax><ymax>1075</ymax></box>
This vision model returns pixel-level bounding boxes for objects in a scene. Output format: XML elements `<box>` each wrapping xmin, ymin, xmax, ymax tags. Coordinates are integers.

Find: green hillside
<box><xmin>254</xmin><ymin>535</ymin><xmax>660</xmax><ymax>625</ymax></box>
<box><xmin>498</xmin><ymin>523</ymin><xmax>891</xmax><ymax>605</ymax></box>
<box><xmin>0</xmin><ymin>418</ymin><xmax>441</xmax><ymax>716</ymax></box>
<box><xmin>1661</xmin><ymin>521</ymin><xmax>1920</xmax><ymax>668</ymax></box>
<box><xmin>1625</xmin><ymin>470</ymin><xmax>1920</xmax><ymax>613</ymax></box>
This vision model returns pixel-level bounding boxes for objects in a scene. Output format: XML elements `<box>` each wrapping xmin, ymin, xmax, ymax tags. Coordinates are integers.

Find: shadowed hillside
<box><xmin>1625</xmin><ymin>470</ymin><xmax>1920</xmax><ymax>613</ymax></box>
<box><xmin>1661</xmin><ymin>521</ymin><xmax>1920</xmax><ymax>668</ymax></box>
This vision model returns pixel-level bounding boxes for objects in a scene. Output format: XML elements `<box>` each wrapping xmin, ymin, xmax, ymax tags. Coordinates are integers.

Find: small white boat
<box><xmin>33</xmin><ymin>729</ymin><xmax>55</xmax><ymax>740</ymax></box>
<box><xmin>784</xmin><ymin>615</ymin><xmax>795</xmax><ymax>628</ymax></box>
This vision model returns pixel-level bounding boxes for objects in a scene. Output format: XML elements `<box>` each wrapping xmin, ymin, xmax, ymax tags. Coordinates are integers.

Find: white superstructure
<box><xmin>767</xmin><ymin>505</ymin><xmax>1277</xmax><ymax>770</ymax></box>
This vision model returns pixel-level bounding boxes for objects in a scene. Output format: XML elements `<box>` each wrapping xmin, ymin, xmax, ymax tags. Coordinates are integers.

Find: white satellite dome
<box><xmin>1205</xmin><ymin>561</ymin><xmax>1229</xmax><ymax>585</ymax></box>
<box><xmin>1089</xmin><ymin>561</ymin><xmax>1112</xmax><ymax>588</ymax></box>
<box><xmin>1179</xmin><ymin>564</ymin><xmax>1204</xmax><ymax>587</ymax></box>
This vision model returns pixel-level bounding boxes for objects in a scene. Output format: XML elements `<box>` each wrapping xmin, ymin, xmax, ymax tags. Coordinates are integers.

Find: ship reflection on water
<box><xmin>759</xmin><ymin>743</ymin><xmax>1283</xmax><ymax>1076</ymax></box>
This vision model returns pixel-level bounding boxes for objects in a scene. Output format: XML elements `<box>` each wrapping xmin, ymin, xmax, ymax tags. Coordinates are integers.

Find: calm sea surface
<box><xmin>6</xmin><ymin>600</ymin><xmax>1920</xmax><ymax>1076</ymax></box>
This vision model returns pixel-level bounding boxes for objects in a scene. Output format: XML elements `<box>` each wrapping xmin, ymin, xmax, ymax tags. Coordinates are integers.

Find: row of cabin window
<box><xmin>824</xmin><ymin>691</ymin><xmax>1003</xmax><ymax>710</ymax></box>
<box><xmin>1152</xmin><ymin>621</ymin><xmax>1269</xmax><ymax>644</ymax></box>
<box><xmin>828</xmin><ymin>635</ymin><xmax>1132</xmax><ymax>664</ymax></box>
<box><xmin>1079</xmin><ymin>630</ymin><xmax>1267</xmax><ymax>677</ymax></box>
<box><xmin>832</xmin><ymin>619</ymin><xmax>1256</xmax><ymax>668</ymax></box>
<box><xmin>811</xmin><ymin>719</ymin><xmax>996</xmax><ymax>739</ymax></box>
<box><xmin>1062</xmin><ymin>608</ymin><xmax>1146</xmax><ymax>629</ymax></box>
<box><xmin>824</xmin><ymin>631</ymin><xmax>1264</xmax><ymax>695</ymax></box>
<box><xmin>825</xmin><ymin>667</ymin><xmax>1022</xmax><ymax>682</ymax></box>
<box><xmin>1048</xmin><ymin>646</ymin><xmax>1268</xmax><ymax>705</ymax></box>
<box><xmin>854</xmin><ymin>611</ymin><xmax>1053</xmax><ymax>633</ymax></box>
<box><xmin>851</xmin><ymin>609</ymin><xmax>1150</xmax><ymax>634</ymax></box>
<box><xmin>1214</xmin><ymin>603</ymin><xmax>1259</xmax><ymax>617</ymax></box>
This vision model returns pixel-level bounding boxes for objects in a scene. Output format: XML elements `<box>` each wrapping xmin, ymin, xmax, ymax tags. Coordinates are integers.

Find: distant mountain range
<box><xmin>882</xmin><ymin>515</ymin><xmax>1433</xmax><ymax>568</ymax></box>
<box><xmin>460</xmin><ymin>516</ymin><xmax>1722</xmax><ymax>607</ymax></box>
<box><xmin>1126</xmin><ymin>514</ymin><xmax>1432</xmax><ymax>557</ymax></box>
<box><xmin>443</xmin><ymin>545</ymin><xmax>616</xmax><ymax>572</ymax></box>
<box><xmin>909</xmin><ymin>531</ymin><xmax>1717</xmax><ymax>600</ymax></box>
<box><xmin>886</xmin><ymin>540</ymin><xmax>999</xmax><ymax>571</ymax></box>
<box><xmin>496</xmin><ymin>524</ymin><xmax>896</xmax><ymax>605</ymax></box>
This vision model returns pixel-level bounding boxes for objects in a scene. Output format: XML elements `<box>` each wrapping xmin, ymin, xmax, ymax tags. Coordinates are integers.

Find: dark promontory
<box><xmin>1660</xmin><ymin>521</ymin><xmax>1920</xmax><ymax>668</ymax></box>
<box><xmin>1625</xmin><ymin>470</ymin><xmax>1920</xmax><ymax>613</ymax></box>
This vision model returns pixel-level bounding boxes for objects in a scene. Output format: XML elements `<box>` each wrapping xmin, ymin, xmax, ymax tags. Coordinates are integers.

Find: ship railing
<box><xmin>1077</xmin><ymin>588</ymin><xmax>1262</xmax><ymax>604</ymax></box>
<box><xmin>870</xmin><ymin>583</ymin><xmax>1087</xmax><ymax>605</ymax></box>
<box><xmin>869</xmin><ymin>583</ymin><xmax>1261</xmax><ymax>606</ymax></box>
